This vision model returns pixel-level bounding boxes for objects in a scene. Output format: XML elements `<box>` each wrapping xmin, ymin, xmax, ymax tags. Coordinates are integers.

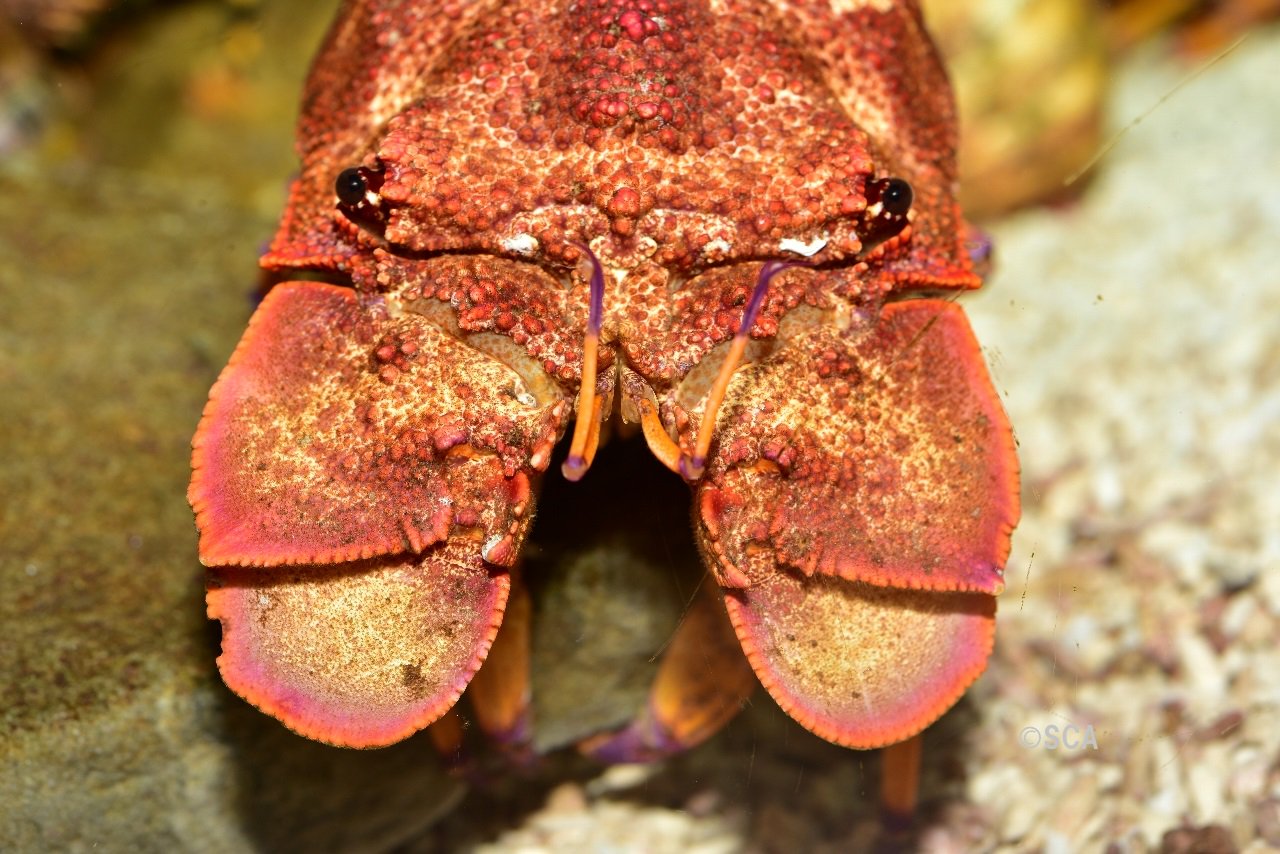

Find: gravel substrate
<box><xmin>958</xmin><ymin>25</ymin><xmax>1280</xmax><ymax>852</ymax></box>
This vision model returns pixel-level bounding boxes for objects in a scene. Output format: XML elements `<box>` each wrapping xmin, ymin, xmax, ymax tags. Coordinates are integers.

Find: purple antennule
<box><xmin>741</xmin><ymin>260</ymin><xmax>805</xmax><ymax>337</ymax></box>
<box><xmin>680</xmin><ymin>454</ymin><xmax>706</xmax><ymax>482</ymax></box>
<box><xmin>571</xmin><ymin>242</ymin><xmax>606</xmax><ymax>338</ymax></box>
<box><xmin>676</xmin><ymin>258</ymin><xmax>809</xmax><ymax>484</ymax></box>
<box><xmin>560</xmin><ymin>242</ymin><xmax>608</xmax><ymax>484</ymax></box>
<box><xmin>562</xmin><ymin>453</ymin><xmax>589</xmax><ymax>482</ymax></box>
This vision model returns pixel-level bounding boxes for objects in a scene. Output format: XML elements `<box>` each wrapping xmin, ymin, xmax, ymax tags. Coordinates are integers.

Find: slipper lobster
<box><xmin>190</xmin><ymin>0</ymin><xmax>1019</xmax><ymax>799</ymax></box>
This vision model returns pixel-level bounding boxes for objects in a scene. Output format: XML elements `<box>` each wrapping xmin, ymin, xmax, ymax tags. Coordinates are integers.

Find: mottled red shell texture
<box><xmin>190</xmin><ymin>0</ymin><xmax>1019</xmax><ymax>752</ymax></box>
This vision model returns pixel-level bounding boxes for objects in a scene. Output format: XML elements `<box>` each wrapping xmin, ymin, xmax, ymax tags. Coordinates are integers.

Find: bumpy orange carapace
<box><xmin>191</xmin><ymin>0</ymin><xmax>1019</xmax><ymax>757</ymax></box>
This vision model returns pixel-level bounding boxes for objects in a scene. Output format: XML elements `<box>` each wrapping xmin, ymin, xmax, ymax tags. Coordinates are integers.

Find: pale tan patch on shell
<box><xmin>726</xmin><ymin>571</ymin><xmax>994</xmax><ymax>748</ymax></box>
<box><xmin>208</xmin><ymin>542</ymin><xmax>509</xmax><ymax>747</ymax></box>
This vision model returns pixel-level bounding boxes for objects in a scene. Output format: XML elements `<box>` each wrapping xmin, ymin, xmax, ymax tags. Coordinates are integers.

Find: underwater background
<box><xmin>2</xmin><ymin>1</ymin><xmax>1278</xmax><ymax>850</ymax></box>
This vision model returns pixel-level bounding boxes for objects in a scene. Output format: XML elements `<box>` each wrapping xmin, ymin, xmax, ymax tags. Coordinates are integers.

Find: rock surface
<box><xmin>0</xmin><ymin>3</ymin><xmax>462</xmax><ymax>851</ymax></box>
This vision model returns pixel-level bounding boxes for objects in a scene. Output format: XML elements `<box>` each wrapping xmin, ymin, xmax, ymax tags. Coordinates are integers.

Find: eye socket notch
<box><xmin>859</xmin><ymin>176</ymin><xmax>913</xmax><ymax>250</ymax></box>
<box><xmin>333</xmin><ymin>165</ymin><xmax>387</xmax><ymax>228</ymax></box>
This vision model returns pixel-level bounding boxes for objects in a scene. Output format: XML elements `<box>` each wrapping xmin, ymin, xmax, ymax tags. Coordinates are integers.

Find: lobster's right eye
<box><xmin>335</xmin><ymin>168</ymin><xmax>368</xmax><ymax>205</ymax></box>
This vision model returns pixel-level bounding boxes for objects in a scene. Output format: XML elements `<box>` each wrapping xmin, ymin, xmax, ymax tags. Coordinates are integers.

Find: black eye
<box><xmin>879</xmin><ymin>177</ymin><xmax>913</xmax><ymax>216</ymax></box>
<box><xmin>333</xmin><ymin>165</ymin><xmax>388</xmax><ymax>231</ymax></box>
<box><xmin>858</xmin><ymin>176</ymin><xmax>914</xmax><ymax>249</ymax></box>
<box><xmin>335</xmin><ymin>168</ymin><xmax>367</xmax><ymax>205</ymax></box>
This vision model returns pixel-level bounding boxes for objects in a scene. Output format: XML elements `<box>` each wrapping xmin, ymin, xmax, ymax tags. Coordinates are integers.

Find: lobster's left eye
<box><xmin>335</xmin><ymin>168</ymin><xmax>368</xmax><ymax>205</ymax></box>
<box><xmin>333</xmin><ymin>165</ymin><xmax>387</xmax><ymax>230</ymax></box>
